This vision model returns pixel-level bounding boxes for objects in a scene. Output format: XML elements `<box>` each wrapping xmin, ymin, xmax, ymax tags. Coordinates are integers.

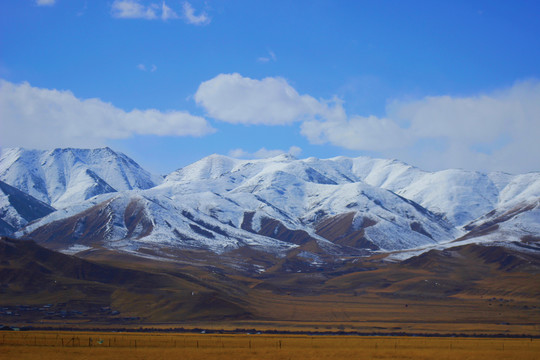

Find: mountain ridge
<box><xmin>1</xmin><ymin>147</ymin><xmax>538</xmax><ymax>264</ymax></box>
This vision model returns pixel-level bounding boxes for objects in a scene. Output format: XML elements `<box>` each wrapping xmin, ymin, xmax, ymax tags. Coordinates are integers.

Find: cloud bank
<box><xmin>5</xmin><ymin>72</ymin><xmax>537</xmax><ymax>173</ymax></box>
<box><xmin>312</xmin><ymin>80</ymin><xmax>540</xmax><ymax>172</ymax></box>
<box><xmin>196</xmin><ymin>73</ymin><xmax>540</xmax><ymax>173</ymax></box>
<box><xmin>0</xmin><ymin>80</ymin><xmax>215</xmax><ymax>149</ymax></box>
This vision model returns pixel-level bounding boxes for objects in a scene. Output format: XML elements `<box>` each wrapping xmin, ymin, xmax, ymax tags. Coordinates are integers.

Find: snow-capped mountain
<box><xmin>0</xmin><ymin>147</ymin><xmax>162</xmax><ymax>209</ymax></box>
<box><xmin>463</xmin><ymin>198</ymin><xmax>540</xmax><ymax>242</ymax></box>
<box><xmin>4</xmin><ymin>148</ymin><xmax>539</xmax><ymax>261</ymax></box>
<box><xmin>16</xmin><ymin>153</ymin><xmax>458</xmax><ymax>257</ymax></box>
<box><xmin>0</xmin><ymin>180</ymin><xmax>55</xmax><ymax>236</ymax></box>
<box><xmin>166</xmin><ymin>154</ymin><xmax>540</xmax><ymax>227</ymax></box>
<box><xmin>272</xmin><ymin>156</ymin><xmax>538</xmax><ymax>227</ymax></box>
<box><xmin>159</xmin><ymin>154</ymin><xmax>459</xmax><ymax>250</ymax></box>
<box><xmin>19</xmin><ymin>191</ymin><xmax>298</xmax><ymax>255</ymax></box>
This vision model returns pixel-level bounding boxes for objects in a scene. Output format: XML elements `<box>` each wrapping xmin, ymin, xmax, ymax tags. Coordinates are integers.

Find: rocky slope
<box><xmin>0</xmin><ymin>180</ymin><xmax>55</xmax><ymax>236</ymax></box>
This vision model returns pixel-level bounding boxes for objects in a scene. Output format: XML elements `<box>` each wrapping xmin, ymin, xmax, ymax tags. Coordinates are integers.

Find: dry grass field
<box><xmin>1</xmin><ymin>331</ymin><xmax>539</xmax><ymax>360</ymax></box>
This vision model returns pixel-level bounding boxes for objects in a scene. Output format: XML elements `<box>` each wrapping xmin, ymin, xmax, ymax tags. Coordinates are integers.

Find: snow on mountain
<box><xmin>166</xmin><ymin>154</ymin><xmax>504</xmax><ymax>227</ymax></box>
<box><xmin>463</xmin><ymin>197</ymin><xmax>540</xmax><ymax>240</ymax></box>
<box><xmin>0</xmin><ymin>147</ymin><xmax>162</xmax><ymax>209</ymax></box>
<box><xmin>7</xmin><ymin>148</ymin><xmax>540</xmax><ymax>259</ymax></box>
<box><xmin>292</xmin><ymin>156</ymin><xmax>540</xmax><ymax>227</ymax></box>
<box><xmin>14</xmin><ymin>153</ymin><xmax>459</xmax><ymax>256</ymax></box>
<box><xmin>391</xmin><ymin>170</ymin><xmax>500</xmax><ymax>226</ymax></box>
<box><xmin>386</xmin><ymin>198</ymin><xmax>540</xmax><ymax>262</ymax></box>
<box><xmin>157</xmin><ymin>154</ymin><xmax>460</xmax><ymax>252</ymax></box>
<box><xmin>496</xmin><ymin>173</ymin><xmax>540</xmax><ymax>207</ymax></box>
<box><xmin>0</xmin><ymin>179</ymin><xmax>55</xmax><ymax>235</ymax></box>
<box><xmin>18</xmin><ymin>191</ymin><xmax>297</xmax><ymax>255</ymax></box>
<box><xmin>162</xmin><ymin>154</ymin><xmax>539</xmax><ymax>250</ymax></box>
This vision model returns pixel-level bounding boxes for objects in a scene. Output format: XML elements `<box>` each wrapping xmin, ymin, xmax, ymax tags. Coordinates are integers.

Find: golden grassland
<box><xmin>1</xmin><ymin>331</ymin><xmax>539</xmax><ymax>360</ymax></box>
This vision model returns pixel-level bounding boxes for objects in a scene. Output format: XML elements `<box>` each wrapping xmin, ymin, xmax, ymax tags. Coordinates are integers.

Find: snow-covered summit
<box><xmin>0</xmin><ymin>147</ymin><xmax>162</xmax><ymax>208</ymax></box>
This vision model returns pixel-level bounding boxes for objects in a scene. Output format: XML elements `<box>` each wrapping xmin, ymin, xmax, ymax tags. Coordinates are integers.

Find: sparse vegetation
<box><xmin>1</xmin><ymin>331</ymin><xmax>539</xmax><ymax>360</ymax></box>
<box><xmin>2</xmin><ymin>236</ymin><xmax>540</xmax><ymax>337</ymax></box>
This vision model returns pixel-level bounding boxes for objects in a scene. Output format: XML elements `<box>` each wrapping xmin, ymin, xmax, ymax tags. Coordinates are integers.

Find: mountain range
<box><xmin>1</xmin><ymin>147</ymin><xmax>540</xmax><ymax>332</ymax></box>
<box><xmin>1</xmin><ymin>147</ymin><xmax>538</xmax><ymax>266</ymax></box>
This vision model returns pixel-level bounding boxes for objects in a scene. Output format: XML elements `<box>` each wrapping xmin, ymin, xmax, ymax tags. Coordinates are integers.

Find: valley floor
<box><xmin>3</xmin><ymin>237</ymin><xmax>540</xmax><ymax>338</ymax></box>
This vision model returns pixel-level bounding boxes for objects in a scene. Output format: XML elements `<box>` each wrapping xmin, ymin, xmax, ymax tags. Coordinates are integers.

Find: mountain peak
<box><xmin>271</xmin><ymin>153</ymin><xmax>297</xmax><ymax>161</ymax></box>
<box><xmin>0</xmin><ymin>147</ymin><xmax>160</xmax><ymax>208</ymax></box>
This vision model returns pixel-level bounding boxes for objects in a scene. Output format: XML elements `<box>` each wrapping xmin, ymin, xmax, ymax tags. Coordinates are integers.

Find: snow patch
<box><xmin>60</xmin><ymin>244</ymin><xmax>92</xmax><ymax>255</ymax></box>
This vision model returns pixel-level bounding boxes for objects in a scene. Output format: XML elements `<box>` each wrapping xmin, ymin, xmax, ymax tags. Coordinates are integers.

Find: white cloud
<box><xmin>161</xmin><ymin>1</ymin><xmax>179</xmax><ymax>20</ymax></box>
<box><xmin>111</xmin><ymin>1</ymin><xmax>180</xmax><ymax>21</ymax></box>
<box><xmin>137</xmin><ymin>63</ymin><xmax>157</xmax><ymax>72</ymax></box>
<box><xmin>36</xmin><ymin>0</ymin><xmax>56</xmax><ymax>6</ymax></box>
<box><xmin>111</xmin><ymin>0</ymin><xmax>158</xmax><ymax>19</ymax></box>
<box><xmin>195</xmin><ymin>72</ymin><xmax>540</xmax><ymax>173</ymax></box>
<box><xmin>301</xmin><ymin>80</ymin><xmax>540</xmax><ymax>173</ymax></box>
<box><xmin>0</xmin><ymin>80</ymin><xmax>215</xmax><ymax>149</ymax></box>
<box><xmin>301</xmin><ymin>115</ymin><xmax>413</xmax><ymax>151</ymax></box>
<box><xmin>229</xmin><ymin>146</ymin><xmax>302</xmax><ymax>159</ymax></box>
<box><xmin>111</xmin><ymin>1</ymin><xmax>209</xmax><ymax>24</ymax></box>
<box><xmin>258</xmin><ymin>50</ymin><xmax>277</xmax><ymax>63</ymax></box>
<box><xmin>183</xmin><ymin>1</ymin><xmax>210</xmax><ymax>25</ymax></box>
<box><xmin>391</xmin><ymin>82</ymin><xmax>540</xmax><ymax>144</ymax></box>
<box><xmin>195</xmin><ymin>73</ymin><xmax>344</xmax><ymax>125</ymax></box>
<box><xmin>394</xmin><ymin>80</ymin><xmax>540</xmax><ymax>172</ymax></box>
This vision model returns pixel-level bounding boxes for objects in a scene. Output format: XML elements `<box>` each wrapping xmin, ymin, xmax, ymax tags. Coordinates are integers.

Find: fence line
<box><xmin>0</xmin><ymin>332</ymin><xmax>538</xmax><ymax>352</ymax></box>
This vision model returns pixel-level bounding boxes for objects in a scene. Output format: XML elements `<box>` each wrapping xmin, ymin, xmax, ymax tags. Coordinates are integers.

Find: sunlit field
<box><xmin>1</xmin><ymin>331</ymin><xmax>539</xmax><ymax>360</ymax></box>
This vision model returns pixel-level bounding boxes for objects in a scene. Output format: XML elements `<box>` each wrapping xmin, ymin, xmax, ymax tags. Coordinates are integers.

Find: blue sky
<box><xmin>1</xmin><ymin>0</ymin><xmax>540</xmax><ymax>174</ymax></box>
